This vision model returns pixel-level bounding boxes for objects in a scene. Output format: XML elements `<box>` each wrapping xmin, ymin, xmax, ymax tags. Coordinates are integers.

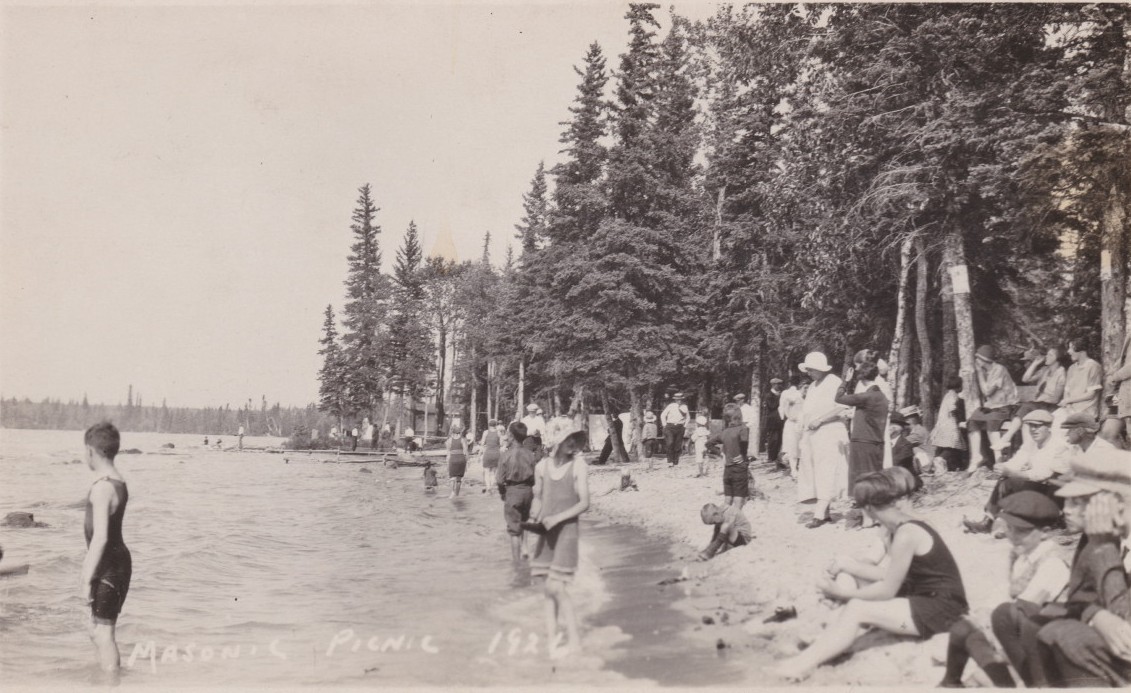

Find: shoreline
<box><xmin>581</xmin><ymin>453</ymin><xmax>1065</xmax><ymax>688</ymax></box>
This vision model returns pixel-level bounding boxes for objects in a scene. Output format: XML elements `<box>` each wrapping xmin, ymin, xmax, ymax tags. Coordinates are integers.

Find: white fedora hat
<box><xmin>798</xmin><ymin>352</ymin><xmax>832</xmax><ymax>373</ymax></box>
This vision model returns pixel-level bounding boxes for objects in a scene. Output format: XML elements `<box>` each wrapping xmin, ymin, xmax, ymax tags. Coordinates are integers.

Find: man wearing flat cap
<box><xmin>661</xmin><ymin>393</ymin><xmax>690</xmax><ymax>466</ymax></box>
<box><xmin>967</xmin><ymin>344</ymin><xmax>1019</xmax><ymax>471</ymax></box>
<box><xmin>964</xmin><ymin>409</ymin><xmax>1072</xmax><ymax>534</ymax></box>
<box><xmin>1062</xmin><ymin>412</ymin><xmax>1116</xmax><ymax>466</ymax></box>
<box><xmin>1033</xmin><ymin>447</ymin><xmax>1131</xmax><ymax>687</ymax></box>
<box><xmin>733</xmin><ymin>393</ymin><xmax>757</xmax><ymax>458</ymax></box>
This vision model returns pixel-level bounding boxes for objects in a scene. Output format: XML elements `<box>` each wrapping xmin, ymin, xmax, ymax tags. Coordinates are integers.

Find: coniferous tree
<box><xmin>317</xmin><ymin>304</ymin><xmax>349</xmax><ymax>430</ymax></box>
<box><xmin>387</xmin><ymin>222</ymin><xmax>432</xmax><ymax>430</ymax></box>
<box><xmin>340</xmin><ymin>184</ymin><xmax>390</xmax><ymax>418</ymax></box>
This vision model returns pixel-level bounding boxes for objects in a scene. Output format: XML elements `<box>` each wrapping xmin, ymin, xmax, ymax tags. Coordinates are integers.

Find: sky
<box><xmin>0</xmin><ymin>1</ymin><xmax>723</xmax><ymax>409</ymax></box>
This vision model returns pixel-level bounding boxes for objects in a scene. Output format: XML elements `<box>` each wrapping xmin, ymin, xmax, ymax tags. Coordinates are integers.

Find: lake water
<box><xmin>0</xmin><ymin>429</ymin><xmax>744</xmax><ymax>688</ymax></box>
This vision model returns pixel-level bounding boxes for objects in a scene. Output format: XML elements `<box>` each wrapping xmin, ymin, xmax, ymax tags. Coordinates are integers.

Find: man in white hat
<box><xmin>963</xmin><ymin>409</ymin><xmax>1072</xmax><ymax>534</ymax></box>
<box><xmin>661</xmin><ymin>393</ymin><xmax>690</xmax><ymax>466</ymax></box>
<box><xmin>797</xmin><ymin>351</ymin><xmax>849</xmax><ymax>528</ymax></box>
<box><xmin>522</xmin><ymin>403</ymin><xmax>546</xmax><ymax>455</ymax></box>
<box><xmin>733</xmin><ymin>393</ymin><xmax>757</xmax><ymax>458</ymax></box>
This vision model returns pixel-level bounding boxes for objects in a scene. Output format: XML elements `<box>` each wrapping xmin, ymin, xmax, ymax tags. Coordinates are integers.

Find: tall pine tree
<box><xmin>340</xmin><ymin>184</ymin><xmax>390</xmax><ymax>419</ymax></box>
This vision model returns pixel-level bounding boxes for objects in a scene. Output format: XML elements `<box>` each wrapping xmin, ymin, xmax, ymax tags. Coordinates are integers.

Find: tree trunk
<box><xmin>629</xmin><ymin>388</ymin><xmax>644</xmax><ymax>463</ymax></box>
<box><xmin>749</xmin><ymin>342</ymin><xmax>763</xmax><ymax>458</ymax></box>
<box><xmin>897</xmin><ymin>310</ymin><xmax>913</xmax><ymax>409</ymax></box>
<box><xmin>602</xmin><ymin>389</ymin><xmax>629</xmax><ymax>464</ymax></box>
<box><xmin>940</xmin><ymin>253</ymin><xmax>959</xmax><ymax>382</ymax></box>
<box><xmin>1100</xmin><ymin>181</ymin><xmax>1128</xmax><ymax>381</ymax></box>
<box><xmin>486</xmin><ymin>359</ymin><xmax>494</xmax><ymax>425</ymax></box>
<box><xmin>888</xmin><ymin>235</ymin><xmax>915</xmax><ymax>407</ymax></box>
<box><xmin>713</xmin><ymin>186</ymin><xmax>725</xmax><ymax>262</ymax></box>
<box><xmin>516</xmin><ymin>358</ymin><xmax>525</xmax><ymax>421</ymax></box>
<box><xmin>915</xmin><ymin>236</ymin><xmax>935</xmax><ymax>428</ymax></box>
<box><xmin>469</xmin><ymin>346</ymin><xmax>478</xmax><ymax>441</ymax></box>
<box><xmin>435</xmin><ymin>326</ymin><xmax>447</xmax><ymax>429</ymax></box>
<box><xmin>553</xmin><ymin>388</ymin><xmax>564</xmax><ymax>418</ymax></box>
<box><xmin>943</xmin><ymin>231</ymin><xmax>981</xmax><ymax>408</ymax></box>
<box><xmin>697</xmin><ymin>379</ymin><xmax>710</xmax><ymax>421</ymax></box>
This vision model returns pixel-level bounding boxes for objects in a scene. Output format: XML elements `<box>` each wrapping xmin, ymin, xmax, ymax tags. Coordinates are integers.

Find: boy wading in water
<box><xmin>80</xmin><ymin>421</ymin><xmax>132</xmax><ymax>676</ymax></box>
<box><xmin>529</xmin><ymin>427</ymin><xmax>590</xmax><ymax>659</ymax></box>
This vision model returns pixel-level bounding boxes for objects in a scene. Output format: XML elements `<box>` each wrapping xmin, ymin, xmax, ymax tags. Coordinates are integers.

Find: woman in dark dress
<box><xmin>835</xmin><ymin>362</ymin><xmax>890</xmax><ymax>496</ymax></box>
<box><xmin>768</xmin><ymin>472</ymin><xmax>968</xmax><ymax>681</ymax></box>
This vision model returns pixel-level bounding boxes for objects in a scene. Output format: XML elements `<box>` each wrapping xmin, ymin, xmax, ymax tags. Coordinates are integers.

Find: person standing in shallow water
<box><xmin>446</xmin><ymin>423</ymin><xmax>469</xmax><ymax>498</ymax></box>
<box><xmin>529</xmin><ymin>426</ymin><xmax>591</xmax><ymax>659</ymax></box>
<box><xmin>79</xmin><ymin>421</ymin><xmax>131</xmax><ymax>677</ymax></box>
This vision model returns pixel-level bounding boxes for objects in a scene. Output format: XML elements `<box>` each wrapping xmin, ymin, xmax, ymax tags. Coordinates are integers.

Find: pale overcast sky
<box><xmin>0</xmin><ymin>1</ymin><xmax>722</xmax><ymax>409</ymax></box>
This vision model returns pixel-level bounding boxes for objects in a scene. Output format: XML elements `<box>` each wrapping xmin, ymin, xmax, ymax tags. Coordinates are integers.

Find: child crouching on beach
<box><xmin>698</xmin><ymin>503</ymin><xmax>752</xmax><ymax>560</ymax></box>
<box><xmin>423</xmin><ymin>461</ymin><xmax>438</xmax><ymax>492</ymax></box>
<box><xmin>529</xmin><ymin>422</ymin><xmax>591</xmax><ymax>659</ymax></box>
<box><xmin>768</xmin><ymin>471</ymin><xmax>968</xmax><ymax>681</ymax></box>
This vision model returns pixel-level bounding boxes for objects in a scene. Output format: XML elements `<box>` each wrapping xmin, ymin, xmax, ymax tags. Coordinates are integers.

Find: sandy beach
<box><xmin>579</xmin><ymin>452</ymin><xmax>1075</xmax><ymax>688</ymax></box>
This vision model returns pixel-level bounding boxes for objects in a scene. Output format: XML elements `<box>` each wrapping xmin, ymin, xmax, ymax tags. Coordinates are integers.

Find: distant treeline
<box><xmin>0</xmin><ymin>396</ymin><xmax>336</xmax><ymax>436</ymax></box>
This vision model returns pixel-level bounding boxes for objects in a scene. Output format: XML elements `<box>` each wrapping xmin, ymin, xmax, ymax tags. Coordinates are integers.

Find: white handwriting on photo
<box><xmin>127</xmin><ymin>627</ymin><xmax>551</xmax><ymax>672</ymax></box>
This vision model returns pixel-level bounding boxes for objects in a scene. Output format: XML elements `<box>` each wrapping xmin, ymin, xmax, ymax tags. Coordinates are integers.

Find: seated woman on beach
<box><xmin>768</xmin><ymin>472</ymin><xmax>968</xmax><ymax>681</ymax></box>
<box><xmin>529</xmin><ymin>420</ymin><xmax>591</xmax><ymax>659</ymax></box>
<box><xmin>828</xmin><ymin>467</ymin><xmax>920</xmax><ymax>580</ymax></box>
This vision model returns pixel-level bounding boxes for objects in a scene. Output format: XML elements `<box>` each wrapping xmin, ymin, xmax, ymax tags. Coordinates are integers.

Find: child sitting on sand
<box><xmin>769</xmin><ymin>471</ymin><xmax>968</xmax><ymax>681</ymax></box>
<box><xmin>940</xmin><ymin>491</ymin><xmax>1069</xmax><ymax>688</ymax></box>
<box><xmin>529</xmin><ymin>422</ymin><xmax>591</xmax><ymax>659</ymax></box>
<box><xmin>423</xmin><ymin>462</ymin><xmax>438</xmax><ymax>492</ymax></box>
<box><xmin>697</xmin><ymin>503</ymin><xmax>752</xmax><ymax>560</ymax></box>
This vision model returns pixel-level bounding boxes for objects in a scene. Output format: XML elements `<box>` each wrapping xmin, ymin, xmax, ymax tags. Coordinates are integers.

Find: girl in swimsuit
<box><xmin>529</xmin><ymin>426</ymin><xmax>591</xmax><ymax>659</ymax></box>
<box><xmin>768</xmin><ymin>471</ymin><xmax>967</xmax><ymax>681</ymax></box>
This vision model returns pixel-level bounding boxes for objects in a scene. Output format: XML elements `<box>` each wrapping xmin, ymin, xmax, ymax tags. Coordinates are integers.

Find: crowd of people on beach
<box><xmin>60</xmin><ymin>332</ymin><xmax>1131</xmax><ymax>683</ymax></box>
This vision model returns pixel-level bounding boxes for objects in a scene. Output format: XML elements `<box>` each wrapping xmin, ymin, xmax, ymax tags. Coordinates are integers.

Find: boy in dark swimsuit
<box><xmin>80</xmin><ymin>421</ymin><xmax>131</xmax><ymax>675</ymax></box>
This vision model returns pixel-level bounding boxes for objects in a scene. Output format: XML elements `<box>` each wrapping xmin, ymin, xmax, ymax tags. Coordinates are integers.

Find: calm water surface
<box><xmin>0</xmin><ymin>429</ymin><xmax>742</xmax><ymax>687</ymax></box>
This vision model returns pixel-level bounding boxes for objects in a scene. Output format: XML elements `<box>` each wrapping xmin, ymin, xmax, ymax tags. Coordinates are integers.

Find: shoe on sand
<box><xmin>805</xmin><ymin>517</ymin><xmax>831</xmax><ymax>529</ymax></box>
<box><xmin>963</xmin><ymin>516</ymin><xmax>993</xmax><ymax>534</ymax></box>
<box><xmin>763</xmin><ymin>606</ymin><xmax>797</xmax><ymax>624</ymax></box>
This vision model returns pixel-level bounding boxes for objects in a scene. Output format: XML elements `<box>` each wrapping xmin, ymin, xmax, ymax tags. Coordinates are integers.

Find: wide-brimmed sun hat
<box><xmin>526</xmin><ymin>403</ymin><xmax>539</xmax><ymax>412</ymax></box>
<box><xmin>733</xmin><ymin>393</ymin><xmax>747</xmax><ymax>401</ymax></box>
<box><xmin>1056</xmin><ymin>448</ymin><xmax>1131</xmax><ymax>498</ymax></box>
<box><xmin>644</xmin><ymin>411</ymin><xmax>657</xmax><ymax>422</ymax></box>
<box><xmin>798</xmin><ymin>352</ymin><xmax>832</xmax><ymax>373</ymax></box>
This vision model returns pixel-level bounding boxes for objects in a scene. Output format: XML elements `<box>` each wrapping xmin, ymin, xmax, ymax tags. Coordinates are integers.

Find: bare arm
<box><xmin>824</xmin><ymin>524</ymin><xmax>921</xmax><ymax>601</ymax></box>
<box><xmin>543</xmin><ymin>460</ymin><xmax>590</xmax><ymax>530</ymax></box>
<box><xmin>79</xmin><ymin>482</ymin><xmax>113</xmax><ymax>600</ymax></box>
<box><xmin>530</xmin><ymin>459</ymin><xmax>545</xmax><ymax>522</ymax></box>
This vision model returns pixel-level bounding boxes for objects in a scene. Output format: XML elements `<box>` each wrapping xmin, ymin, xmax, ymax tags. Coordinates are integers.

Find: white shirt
<box><xmin>739</xmin><ymin>403</ymin><xmax>757</xmax><ymax>428</ymax></box>
<box><xmin>661</xmin><ymin>402</ymin><xmax>689</xmax><ymax>426</ymax></box>
<box><xmin>1001</xmin><ymin>438</ymin><xmax>1073</xmax><ymax>481</ymax></box>
<box><xmin>521</xmin><ymin>414</ymin><xmax>545</xmax><ymax>438</ymax></box>
<box><xmin>1012</xmin><ymin>539</ymin><xmax>1071</xmax><ymax>604</ymax></box>
<box><xmin>779</xmin><ymin>387</ymin><xmax>804</xmax><ymax>422</ymax></box>
<box><xmin>801</xmin><ymin>374</ymin><xmax>846</xmax><ymax>428</ymax></box>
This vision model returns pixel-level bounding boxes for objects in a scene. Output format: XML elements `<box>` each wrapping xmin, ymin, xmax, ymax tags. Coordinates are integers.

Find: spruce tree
<box><xmin>387</xmin><ymin>222</ymin><xmax>432</xmax><ymax>428</ymax></box>
<box><xmin>317</xmin><ymin>304</ymin><xmax>349</xmax><ymax>427</ymax></box>
<box><xmin>340</xmin><ymin>184</ymin><xmax>390</xmax><ymax>418</ymax></box>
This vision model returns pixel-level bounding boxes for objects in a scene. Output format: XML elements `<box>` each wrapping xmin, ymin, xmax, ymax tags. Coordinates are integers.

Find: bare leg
<box><xmin>509</xmin><ymin>534</ymin><xmax>523</xmax><ymax>563</ymax></box>
<box><xmin>90</xmin><ymin>621</ymin><xmax>120</xmax><ymax>673</ymax></box>
<box><xmin>767</xmin><ymin>598</ymin><xmax>918</xmax><ymax>681</ymax></box>
<box><xmin>994</xmin><ymin>417</ymin><xmax>1021</xmax><ymax>451</ymax></box>
<box><xmin>967</xmin><ymin>430</ymin><xmax>984</xmax><ymax>470</ymax></box>
<box><xmin>544</xmin><ymin>582</ymin><xmax>561</xmax><ymax>657</ymax></box>
<box><xmin>985</xmin><ymin>431</ymin><xmax>1002</xmax><ymax>465</ymax></box>
<box><xmin>552</xmin><ymin>578</ymin><xmax>581</xmax><ymax>657</ymax></box>
<box><xmin>731</xmin><ymin>496</ymin><xmax>746</xmax><ymax>510</ymax></box>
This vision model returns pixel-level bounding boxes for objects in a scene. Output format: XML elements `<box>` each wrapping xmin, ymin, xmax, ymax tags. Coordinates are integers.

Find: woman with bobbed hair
<box><xmin>768</xmin><ymin>471</ymin><xmax>968</xmax><ymax>681</ymax></box>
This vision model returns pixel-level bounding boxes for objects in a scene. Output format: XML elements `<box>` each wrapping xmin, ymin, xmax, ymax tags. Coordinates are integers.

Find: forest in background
<box><xmin>317</xmin><ymin>3</ymin><xmax>1130</xmax><ymax>465</ymax></box>
<box><xmin>0</xmin><ymin>389</ymin><xmax>336</xmax><ymax>438</ymax></box>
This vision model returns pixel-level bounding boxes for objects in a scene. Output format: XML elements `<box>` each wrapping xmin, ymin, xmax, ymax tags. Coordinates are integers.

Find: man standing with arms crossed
<box><xmin>661</xmin><ymin>392</ymin><xmax>690</xmax><ymax>466</ymax></box>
